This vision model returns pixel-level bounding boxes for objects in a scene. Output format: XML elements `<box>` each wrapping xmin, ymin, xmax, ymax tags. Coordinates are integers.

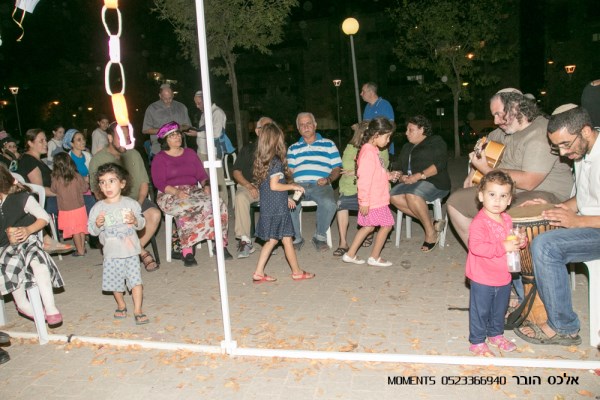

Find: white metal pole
<box><xmin>349</xmin><ymin>35</ymin><xmax>361</xmax><ymax>122</ymax></box>
<box><xmin>194</xmin><ymin>0</ymin><xmax>235</xmax><ymax>352</ymax></box>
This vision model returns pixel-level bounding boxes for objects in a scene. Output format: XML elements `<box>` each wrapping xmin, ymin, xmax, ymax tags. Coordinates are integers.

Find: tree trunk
<box><xmin>225</xmin><ymin>53</ymin><xmax>243</xmax><ymax>149</ymax></box>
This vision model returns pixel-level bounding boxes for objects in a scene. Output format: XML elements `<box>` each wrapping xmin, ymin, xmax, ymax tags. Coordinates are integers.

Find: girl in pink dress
<box><xmin>51</xmin><ymin>153</ymin><xmax>89</xmax><ymax>256</ymax></box>
<box><xmin>342</xmin><ymin>117</ymin><xmax>399</xmax><ymax>267</ymax></box>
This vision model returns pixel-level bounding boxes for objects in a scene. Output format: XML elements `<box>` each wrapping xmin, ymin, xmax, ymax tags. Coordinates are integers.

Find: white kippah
<box><xmin>496</xmin><ymin>87</ymin><xmax>523</xmax><ymax>95</ymax></box>
<box><xmin>552</xmin><ymin>103</ymin><xmax>578</xmax><ymax>115</ymax></box>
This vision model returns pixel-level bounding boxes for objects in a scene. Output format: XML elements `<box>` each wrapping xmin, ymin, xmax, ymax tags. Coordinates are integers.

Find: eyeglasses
<box><xmin>550</xmin><ymin>133</ymin><xmax>580</xmax><ymax>155</ymax></box>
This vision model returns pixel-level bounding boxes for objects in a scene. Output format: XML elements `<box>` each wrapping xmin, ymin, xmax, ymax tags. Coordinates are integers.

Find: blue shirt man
<box><xmin>361</xmin><ymin>82</ymin><xmax>395</xmax><ymax>154</ymax></box>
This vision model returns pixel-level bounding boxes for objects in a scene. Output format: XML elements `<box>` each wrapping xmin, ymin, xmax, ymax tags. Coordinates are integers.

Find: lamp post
<box><xmin>564</xmin><ymin>64</ymin><xmax>576</xmax><ymax>80</ymax></box>
<box><xmin>342</xmin><ymin>17</ymin><xmax>361</xmax><ymax>122</ymax></box>
<box><xmin>333</xmin><ymin>79</ymin><xmax>342</xmax><ymax>147</ymax></box>
<box><xmin>8</xmin><ymin>86</ymin><xmax>22</xmax><ymax>137</ymax></box>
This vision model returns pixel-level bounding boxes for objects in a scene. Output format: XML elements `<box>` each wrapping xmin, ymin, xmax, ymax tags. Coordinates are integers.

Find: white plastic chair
<box><xmin>395</xmin><ymin>197</ymin><xmax>448</xmax><ymax>249</ymax></box>
<box><xmin>0</xmin><ymin>224</ymin><xmax>50</xmax><ymax>345</ymax></box>
<box><xmin>584</xmin><ymin>259</ymin><xmax>600</xmax><ymax>347</ymax></box>
<box><xmin>11</xmin><ymin>172</ymin><xmax>25</xmax><ymax>183</ymax></box>
<box><xmin>298</xmin><ymin>200</ymin><xmax>333</xmax><ymax>248</ymax></box>
<box><xmin>223</xmin><ymin>153</ymin><xmax>237</xmax><ymax>208</ymax></box>
<box><xmin>164</xmin><ymin>212</ymin><xmax>213</xmax><ymax>262</ymax></box>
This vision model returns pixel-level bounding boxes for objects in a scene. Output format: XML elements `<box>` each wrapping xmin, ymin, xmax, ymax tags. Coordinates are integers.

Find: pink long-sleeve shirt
<box><xmin>357</xmin><ymin>143</ymin><xmax>390</xmax><ymax>209</ymax></box>
<box><xmin>466</xmin><ymin>209</ymin><xmax>513</xmax><ymax>286</ymax></box>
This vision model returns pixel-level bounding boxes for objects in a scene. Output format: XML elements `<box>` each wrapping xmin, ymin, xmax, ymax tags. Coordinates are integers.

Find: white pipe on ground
<box><xmin>5</xmin><ymin>331</ymin><xmax>599</xmax><ymax>370</ymax></box>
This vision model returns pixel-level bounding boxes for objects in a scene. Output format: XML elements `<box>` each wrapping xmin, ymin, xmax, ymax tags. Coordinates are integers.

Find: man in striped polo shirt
<box><xmin>287</xmin><ymin>112</ymin><xmax>342</xmax><ymax>252</ymax></box>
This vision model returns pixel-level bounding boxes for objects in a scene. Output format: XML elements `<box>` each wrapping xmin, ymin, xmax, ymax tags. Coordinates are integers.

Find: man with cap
<box><xmin>447</xmin><ymin>88</ymin><xmax>574</xmax><ymax>246</ymax></box>
<box><xmin>0</xmin><ymin>131</ymin><xmax>19</xmax><ymax>171</ymax></box>
<box><xmin>231</xmin><ymin>116</ymin><xmax>272</xmax><ymax>257</ymax></box>
<box><xmin>142</xmin><ymin>83</ymin><xmax>192</xmax><ymax>158</ymax></box>
<box><xmin>514</xmin><ymin>104</ymin><xmax>599</xmax><ymax>346</ymax></box>
<box><xmin>89</xmin><ymin>123</ymin><xmax>161</xmax><ymax>271</ymax></box>
<box><xmin>185</xmin><ymin>90</ymin><xmax>229</xmax><ymax>207</ymax></box>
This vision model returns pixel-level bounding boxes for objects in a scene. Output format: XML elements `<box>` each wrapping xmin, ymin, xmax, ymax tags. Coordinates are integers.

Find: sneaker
<box><xmin>213</xmin><ymin>246</ymin><xmax>233</xmax><ymax>260</ymax></box>
<box><xmin>367</xmin><ymin>257</ymin><xmax>392</xmax><ymax>267</ymax></box>
<box><xmin>469</xmin><ymin>342</ymin><xmax>495</xmax><ymax>357</ymax></box>
<box><xmin>183</xmin><ymin>253</ymin><xmax>198</xmax><ymax>267</ymax></box>
<box><xmin>237</xmin><ymin>241</ymin><xmax>255</xmax><ymax>259</ymax></box>
<box><xmin>311</xmin><ymin>237</ymin><xmax>329</xmax><ymax>252</ymax></box>
<box><xmin>293</xmin><ymin>238</ymin><xmax>305</xmax><ymax>251</ymax></box>
<box><xmin>487</xmin><ymin>335</ymin><xmax>517</xmax><ymax>352</ymax></box>
<box><xmin>342</xmin><ymin>253</ymin><xmax>365</xmax><ymax>264</ymax></box>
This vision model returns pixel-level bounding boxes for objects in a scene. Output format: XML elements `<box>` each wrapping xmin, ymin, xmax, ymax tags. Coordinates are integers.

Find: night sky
<box><xmin>0</xmin><ymin>0</ymin><xmax>393</xmax><ymax>135</ymax></box>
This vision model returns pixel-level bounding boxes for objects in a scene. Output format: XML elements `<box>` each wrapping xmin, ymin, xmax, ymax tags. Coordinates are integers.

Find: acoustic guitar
<box><xmin>471</xmin><ymin>137</ymin><xmax>506</xmax><ymax>185</ymax></box>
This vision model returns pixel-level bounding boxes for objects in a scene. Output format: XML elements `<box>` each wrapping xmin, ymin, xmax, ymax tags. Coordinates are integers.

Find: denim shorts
<box><xmin>390</xmin><ymin>181</ymin><xmax>449</xmax><ymax>202</ymax></box>
<box><xmin>337</xmin><ymin>194</ymin><xmax>359</xmax><ymax>211</ymax></box>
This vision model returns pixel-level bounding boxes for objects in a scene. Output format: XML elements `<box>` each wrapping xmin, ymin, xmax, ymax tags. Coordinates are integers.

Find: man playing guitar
<box><xmin>447</xmin><ymin>88</ymin><xmax>574</xmax><ymax>247</ymax></box>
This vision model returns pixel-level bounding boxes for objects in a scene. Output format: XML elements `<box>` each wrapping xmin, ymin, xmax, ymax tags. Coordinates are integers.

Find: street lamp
<box><xmin>8</xmin><ymin>86</ymin><xmax>22</xmax><ymax>137</ymax></box>
<box><xmin>342</xmin><ymin>17</ymin><xmax>361</xmax><ymax>122</ymax></box>
<box><xmin>333</xmin><ymin>79</ymin><xmax>342</xmax><ymax>147</ymax></box>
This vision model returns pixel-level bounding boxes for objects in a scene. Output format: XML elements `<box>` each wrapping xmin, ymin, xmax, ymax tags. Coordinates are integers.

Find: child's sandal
<box><xmin>114</xmin><ymin>308</ymin><xmax>127</xmax><ymax>319</ymax></box>
<box><xmin>134</xmin><ymin>313</ymin><xmax>149</xmax><ymax>325</ymax></box>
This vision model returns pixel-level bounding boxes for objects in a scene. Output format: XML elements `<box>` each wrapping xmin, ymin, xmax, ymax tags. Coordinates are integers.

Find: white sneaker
<box><xmin>367</xmin><ymin>257</ymin><xmax>392</xmax><ymax>267</ymax></box>
<box><xmin>342</xmin><ymin>253</ymin><xmax>365</xmax><ymax>264</ymax></box>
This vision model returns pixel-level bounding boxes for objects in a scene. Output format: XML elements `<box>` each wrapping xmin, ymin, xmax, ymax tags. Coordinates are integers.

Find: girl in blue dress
<box><xmin>251</xmin><ymin>122</ymin><xmax>315</xmax><ymax>283</ymax></box>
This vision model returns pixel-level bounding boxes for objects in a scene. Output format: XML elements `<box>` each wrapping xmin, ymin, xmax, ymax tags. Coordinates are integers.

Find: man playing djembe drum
<box><xmin>515</xmin><ymin>104</ymin><xmax>600</xmax><ymax>346</ymax></box>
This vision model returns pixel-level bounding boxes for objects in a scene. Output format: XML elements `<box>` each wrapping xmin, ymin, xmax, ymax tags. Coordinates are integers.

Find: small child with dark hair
<box><xmin>51</xmin><ymin>152</ymin><xmax>89</xmax><ymax>256</ymax></box>
<box><xmin>87</xmin><ymin>163</ymin><xmax>149</xmax><ymax>324</ymax></box>
<box><xmin>466</xmin><ymin>170</ymin><xmax>526</xmax><ymax>356</ymax></box>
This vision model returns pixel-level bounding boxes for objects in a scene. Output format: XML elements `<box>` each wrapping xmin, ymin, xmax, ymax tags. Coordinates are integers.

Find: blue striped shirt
<box><xmin>287</xmin><ymin>133</ymin><xmax>342</xmax><ymax>182</ymax></box>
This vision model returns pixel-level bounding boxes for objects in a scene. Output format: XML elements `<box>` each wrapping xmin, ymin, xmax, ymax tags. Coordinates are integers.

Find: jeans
<box><xmin>532</xmin><ymin>227</ymin><xmax>600</xmax><ymax>335</ymax></box>
<box><xmin>290</xmin><ymin>182</ymin><xmax>336</xmax><ymax>242</ymax></box>
<box><xmin>469</xmin><ymin>280</ymin><xmax>511</xmax><ymax>344</ymax></box>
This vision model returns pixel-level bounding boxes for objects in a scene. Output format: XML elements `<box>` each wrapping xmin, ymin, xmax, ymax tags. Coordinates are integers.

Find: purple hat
<box><xmin>157</xmin><ymin>121</ymin><xmax>180</xmax><ymax>139</ymax></box>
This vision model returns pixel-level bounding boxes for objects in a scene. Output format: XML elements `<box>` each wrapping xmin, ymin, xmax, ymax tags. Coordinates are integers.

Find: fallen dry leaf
<box><xmin>577</xmin><ymin>390</ymin><xmax>593</xmax><ymax>397</ymax></box>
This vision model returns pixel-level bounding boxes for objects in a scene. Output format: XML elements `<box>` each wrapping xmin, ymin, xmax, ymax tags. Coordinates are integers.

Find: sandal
<box><xmin>252</xmin><ymin>273</ymin><xmax>277</xmax><ymax>283</ymax></box>
<box><xmin>361</xmin><ymin>233</ymin><xmax>374</xmax><ymax>247</ymax></box>
<box><xmin>291</xmin><ymin>271</ymin><xmax>315</xmax><ymax>281</ymax></box>
<box><xmin>134</xmin><ymin>313</ymin><xmax>149</xmax><ymax>325</ymax></box>
<box><xmin>514</xmin><ymin>321</ymin><xmax>581</xmax><ymax>346</ymax></box>
<box><xmin>333</xmin><ymin>247</ymin><xmax>348</xmax><ymax>257</ymax></box>
<box><xmin>43</xmin><ymin>240</ymin><xmax>74</xmax><ymax>254</ymax></box>
<box><xmin>114</xmin><ymin>308</ymin><xmax>127</xmax><ymax>319</ymax></box>
<box><xmin>434</xmin><ymin>219</ymin><xmax>446</xmax><ymax>233</ymax></box>
<box><xmin>421</xmin><ymin>233</ymin><xmax>439</xmax><ymax>253</ymax></box>
<box><xmin>141</xmin><ymin>252</ymin><xmax>159</xmax><ymax>272</ymax></box>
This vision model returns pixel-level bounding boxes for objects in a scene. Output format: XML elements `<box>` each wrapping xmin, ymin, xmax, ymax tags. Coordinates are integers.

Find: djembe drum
<box><xmin>506</xmin><ymin>203</ymin><xmax>557</xmax><ymax>328</ymax></box>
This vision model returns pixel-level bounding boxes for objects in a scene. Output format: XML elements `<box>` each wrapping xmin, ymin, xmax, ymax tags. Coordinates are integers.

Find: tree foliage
<box><xmin>390</xmin><ymin>0</ymin><xmax>516</xmax><ymax>156</ymax></box>
<box><xmin>152</xmin><ymin>0</ymin><xmax>298</xmax><ymax>145</ymax></box>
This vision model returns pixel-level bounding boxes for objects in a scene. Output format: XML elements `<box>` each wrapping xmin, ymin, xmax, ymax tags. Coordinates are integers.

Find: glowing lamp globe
<box><xmin>342</xmin><ymin>18</ymin><xmax>359</xmax><ymax>35</ymax></box>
